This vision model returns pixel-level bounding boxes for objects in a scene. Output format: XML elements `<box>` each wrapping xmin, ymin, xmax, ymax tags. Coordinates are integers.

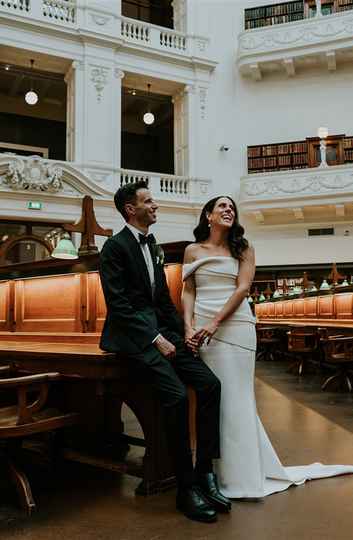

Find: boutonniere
<box><xmin>154</xmin><ymin>244</ymin><xmax>165</xmax><ymax>265</ymax></box>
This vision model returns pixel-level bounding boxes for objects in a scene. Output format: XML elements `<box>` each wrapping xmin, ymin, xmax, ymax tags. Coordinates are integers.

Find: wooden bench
<box><xmin>0</xmin><ymin>263</ymin><xmax>194</xmax><ymax>496</ymax></box>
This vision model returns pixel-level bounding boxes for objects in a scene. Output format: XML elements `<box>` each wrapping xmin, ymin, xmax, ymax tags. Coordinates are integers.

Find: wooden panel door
<box><xmin>165</xmin><ymin>263</ymin><xmax>183</xmax><ymax>315</ymax></box>
<box><xmin>14</xmin><ymin>274</ymin><xmax>82</xmax><ymax>332</ymax></box>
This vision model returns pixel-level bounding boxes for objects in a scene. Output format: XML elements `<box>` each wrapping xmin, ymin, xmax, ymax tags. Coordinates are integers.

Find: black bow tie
<box><xmin>138</xmin><ymin>233</ymin><xmax>156</xmax><ymax>246</ymax></box>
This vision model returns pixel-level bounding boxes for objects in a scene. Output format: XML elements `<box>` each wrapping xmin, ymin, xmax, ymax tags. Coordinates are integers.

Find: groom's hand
<box><xmin>154</xmin><ymin>335</ymin><xmax>176</xmax><ymax>359</ymax></box>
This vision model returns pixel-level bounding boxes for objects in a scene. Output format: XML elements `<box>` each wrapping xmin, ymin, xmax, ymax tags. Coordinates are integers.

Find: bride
<box><xmin>182</xmin><ymin>195</ymin><xmax>353</xmax><ymax>499</ymax></box>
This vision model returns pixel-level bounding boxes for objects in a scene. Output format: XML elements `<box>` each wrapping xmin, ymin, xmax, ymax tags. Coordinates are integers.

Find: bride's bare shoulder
<box><xmin>183</xmin><ymin>243</ymin><xmax>202</xmax><ymax>263</ymax></box>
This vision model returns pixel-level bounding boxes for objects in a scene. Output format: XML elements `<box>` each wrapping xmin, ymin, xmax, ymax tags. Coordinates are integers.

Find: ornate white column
<box><xmin>174</xmin><ymin>84</ymin><xmax>209</xmax><ymax>178</ymax></box>
<box><xmin>172</xmin><ymin>0</ymin><xmax>187</xmax><ymax>32</ymax></box>
<box><xmin>66</xmin><ymin>50</ymin><xmax>124</xmax><ymax>192</ymax></box>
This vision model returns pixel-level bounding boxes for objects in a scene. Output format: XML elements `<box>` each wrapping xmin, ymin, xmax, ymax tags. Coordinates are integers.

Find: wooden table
<box><xmin>0</xmin><ymin>340</ymin><xmax>175</xmax><ymax>495</ymax></box>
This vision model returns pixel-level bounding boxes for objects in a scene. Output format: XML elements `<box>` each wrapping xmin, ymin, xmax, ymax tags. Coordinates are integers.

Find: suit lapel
<box><xmin>122</xmin><ymin>227</ymin><xmax>152</xmax><ymax>297</ymax></box>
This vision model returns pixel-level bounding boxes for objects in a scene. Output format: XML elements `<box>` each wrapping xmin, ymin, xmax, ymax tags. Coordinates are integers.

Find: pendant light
<box><xmin>143</xmin><ymin>83</ymin><xmax>155</xmax><ymax>125</ymax></box>
<box><xmin>25</xmin><ymin>59</ymin><xmax>39</xmax><ymax>106</ymax></box>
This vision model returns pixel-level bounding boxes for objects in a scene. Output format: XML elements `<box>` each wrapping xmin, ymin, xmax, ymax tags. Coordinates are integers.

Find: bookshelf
<box><xmin>248</xmin><ymin>135</ymin><xmax>352</xmax><ymax>174</ymax></box>
<box><xmin>244</xmin><ymin>1</ymin><xmax>304</xmax><ymax>30</ymax></box>
<box><xmin>244</xmin><ymin>0</ymin><xmax>353</xmax><ymax>31</ymax></box>
<box><xmin>248</xmin><ymin>141</ymin><xmax>308</xmax><ymax>174</ymax></box>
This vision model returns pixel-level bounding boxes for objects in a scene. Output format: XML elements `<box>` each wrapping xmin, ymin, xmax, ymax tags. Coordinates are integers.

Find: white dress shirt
<box><xmin>126</xmin><ymin>224</ymin><xmax>155</xmax><ymax>293</ymax></box>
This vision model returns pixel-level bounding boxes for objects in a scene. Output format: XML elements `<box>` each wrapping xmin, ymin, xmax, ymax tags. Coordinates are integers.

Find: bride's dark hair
<box><xmin>193</xmin><ymin>196</ymin><xmax>249</xmax><ymax>260</ymax></box>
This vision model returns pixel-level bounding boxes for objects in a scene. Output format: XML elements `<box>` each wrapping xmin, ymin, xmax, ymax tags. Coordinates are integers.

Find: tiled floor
<box><xmin>2</xmin><ymin>360</ymin><xmax>353</xmax><ymax>540</ymax></box>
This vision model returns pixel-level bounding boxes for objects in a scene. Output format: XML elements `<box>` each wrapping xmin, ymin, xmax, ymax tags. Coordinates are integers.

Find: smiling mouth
<box><xmin>222</xmin><ymin>215</ymin><xmax>233</xmax><ymax>223</ymax></box>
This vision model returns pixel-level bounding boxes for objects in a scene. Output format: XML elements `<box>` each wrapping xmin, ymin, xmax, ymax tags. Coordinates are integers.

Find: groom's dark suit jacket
<box><xmin>99</xmin><ymin>226</ymin><xmax>183</xmax><ymax>354</ymax></box>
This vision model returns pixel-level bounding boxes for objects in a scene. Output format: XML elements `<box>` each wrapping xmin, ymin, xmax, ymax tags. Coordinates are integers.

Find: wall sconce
<box><xmin>220</xmin><ymin>145</ymin><xmax>230</xmax><ymax>152</ymax></box>
<box><xmin>317</xmin><ymin>126</ymin><xmax>328</xmax><ymax>168</ymax></box>
<box><xmin>24</xmin><ymin>59</ymin><xmax>39</xmax><ymax>106</ymax></box>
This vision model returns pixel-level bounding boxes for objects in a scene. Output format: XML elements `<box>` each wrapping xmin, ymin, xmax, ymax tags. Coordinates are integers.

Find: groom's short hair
<box><xmin>114</xmin><ymin>181</ymin><xmax>149</xmax><ymax>221</ymax></box>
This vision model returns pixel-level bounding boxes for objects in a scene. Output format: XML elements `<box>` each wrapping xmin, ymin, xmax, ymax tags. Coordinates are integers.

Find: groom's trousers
<box><xmin>126</xmin><ymin>328</ymin><xmax>221</xmax><ymax>487</ymax></box>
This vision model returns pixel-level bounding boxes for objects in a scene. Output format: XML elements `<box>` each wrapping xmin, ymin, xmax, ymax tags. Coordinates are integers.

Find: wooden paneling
<box><xmin>267</xmin><ymin>302</ymin><xmax>275</xmax><ymax>317</ymax></box>
<box><xmin>164</xmin><ymin>264</ymin><xmax>183</xmax><ymax>315</ymax></box>
<box><xmin>283</xmin><ymin>300</ymin><xmax>294</xmax><ymax>317</ymax></box>
<box><xmin>14</xmin><ymin>274</ymin><xmax>82</xmax><ymax>333</ymax></box>
<box><xmin>0</xmin><ymin>280</ymin><xmax>12</xmax><ymax>331</ymax></box>
<box><xmin>304</xmin><ymin>297</ymin><xmax>318</xmax><ymax>318</ymax></box>
<box><xmin>275</xmin><ymin>301</ymin><xmax>284</xmax><ymax>318</ymax></box>
<box><xmin>318</xmin><ymin>295</ymin><xmax>335</xmax><ymax>319</ymax></box>
<box><xmin>293</xmin><ymin>298</ymin><xmax>305</xmax><ymax>318</ymax></box>
<box><xmin>92</xmin><ymin>272</ymin><xmax>107</xmax><ymax>334</ymax></box>
<box><xmin>335</xmin><ymin>293</ymin><xmax>353</xmax><ymax>319</ymax></box>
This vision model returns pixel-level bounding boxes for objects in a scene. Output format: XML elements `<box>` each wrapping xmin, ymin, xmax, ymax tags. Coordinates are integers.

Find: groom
<box><xmin>99</xmin><ymin>181</ymin><xmax>231</xmax><ymax>522</ymax></box>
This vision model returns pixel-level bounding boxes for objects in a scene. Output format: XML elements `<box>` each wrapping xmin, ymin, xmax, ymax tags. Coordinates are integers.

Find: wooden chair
<box><xmin>256</xmin><ymin>326</ymin><xmax>282</xmax><ymax>362</ymax></box>
<box><xmin>321</xmin><ymin>336</ymin><xmax>353</xmax><ymax>392</ymax></box>
<box><xmin>287</xmin><ymin>327</ymin><xmax>319</xmax><ymax>375</ymax></box>
<box><xmin>0</xmin><ymin>369</ymin><xmax>80</xmax><ymax>515</ymax></box>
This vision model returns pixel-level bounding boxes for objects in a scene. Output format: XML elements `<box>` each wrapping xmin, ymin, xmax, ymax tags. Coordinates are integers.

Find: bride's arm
<box><xmin>182</xmin><ymin>245</ymin><xmax>199</xmax><ymax>353</ymax></box>
<box><xmin>195</xmin><ymin>246</ymin><xmax>255</xmax><ymax>345</ymax></box>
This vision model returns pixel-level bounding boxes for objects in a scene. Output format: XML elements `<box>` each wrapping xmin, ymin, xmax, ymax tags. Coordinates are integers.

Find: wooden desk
<box><xmin>0</xmin><ymin>340</ymin><xmax>175</xmax><ymax>495</ymax></box>
<box><xmin>257</xmin><ymin>319</ymin><xmax>353</xmax><ymax>330</ymax></box>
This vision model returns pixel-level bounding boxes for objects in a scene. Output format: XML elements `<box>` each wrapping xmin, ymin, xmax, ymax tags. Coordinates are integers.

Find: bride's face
<box><xmin>207</xmin><ymin>197</ymin><xmax>235</xmax><ymax>230</ymax></box>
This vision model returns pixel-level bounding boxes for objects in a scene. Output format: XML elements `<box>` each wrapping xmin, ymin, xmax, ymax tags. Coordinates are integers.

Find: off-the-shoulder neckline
<box><xmin>183</xmin><ymin>255</ymin><xmax>235</xmax><ymax>266</ymax></box>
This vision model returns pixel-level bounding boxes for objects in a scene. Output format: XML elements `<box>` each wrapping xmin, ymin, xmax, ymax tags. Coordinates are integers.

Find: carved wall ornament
<box><xmin>90</xmin><ymin>66</ymin><xmax>110</xmax><ymax>102</ymax></box>
<box><xmin>241</xmin><ymin>171</ymin><xmax>353</xmax><ymax>200</ymax></box>
<box><xmin>90</xmin><ymin>13</ymin><xmax>110</xmax><ymax>26</ymax></box>
<box><xmin>3</xmin><ymin>156</ymin><xmax>63</xmax><ymax>193</ymax></box>
<box><xmin>114</xmin><ymin>68</ymin><xmax>125</xmax><ymax>80</ymax></box>
<box><xmin>199</xmin><ymin>86</ymin><xmax>208</xmax><ymax>119</ymax></box>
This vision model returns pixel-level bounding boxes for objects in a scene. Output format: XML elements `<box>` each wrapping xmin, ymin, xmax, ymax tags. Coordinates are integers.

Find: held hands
<box><xmin>154</xmin><ymin>335</ymin><xmax>176</xmax><ymax>360</ymax></box>
<box><xmin>193</xmin><ymin>320</ymin><xmax>220</xmax><ymax>346</ymax></box>
<box><xmin>185</xmin><ymin>327</ymin><xmax>200</xmax><ymax>355</ymax></box>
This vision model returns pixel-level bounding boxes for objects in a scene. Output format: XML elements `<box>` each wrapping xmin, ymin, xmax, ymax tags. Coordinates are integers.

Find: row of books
<box><xmin>245</xmin><ymin>1</ymin><xmax>303</xmax><ymax>20</ymax></box>
<box><xmin>343</xmin><ymin>138</ymin><xmax>353</xmax><ymax>148</ymax></box>
<box><xmin>248</xmin><ymin>141</ymin><xmax>308</xmax><ymax>158</ymax></box>
<box><xmin>245</xmin><ymin>14</ymin><xmax>303</xmax><ymax>28</ymax></box>
<box><xmin>248</xmin><ymin>154</ymin><xmax>308</xmax><ymax>168</ymax></box>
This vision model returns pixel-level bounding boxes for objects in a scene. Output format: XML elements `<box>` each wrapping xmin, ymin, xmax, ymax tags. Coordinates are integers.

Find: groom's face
<box><xmin>132</xmin><ymin>188</ymin><xmax>158</xmax><ymax>227</ymax></box>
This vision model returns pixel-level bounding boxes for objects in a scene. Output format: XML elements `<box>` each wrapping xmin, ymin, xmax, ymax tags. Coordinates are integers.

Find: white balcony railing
<box><xmin>239</xmin><ymin>164</ymin><xmax>353</xmax><ymax>214</ymax></box>
<box><xmin>119</xmin><ymin>168</ymin><xmax>211</xmax><ymax>204</ymax></box>
<box><xmin>0</xmin><ymin>3</ymin><xmax>212</xmax><ymax>65</ymax></box>
<box><xmin>237</xmin><ymin>10</ymin><xmax>353</xmax><ymax>79</ymax></box>
<box><xmin>0</xmin><ymin>155</ymin><xmax>212</xmax><ymax>206</ymax></box>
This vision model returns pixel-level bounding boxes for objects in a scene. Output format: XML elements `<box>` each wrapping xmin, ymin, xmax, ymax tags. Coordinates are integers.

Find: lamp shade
<box><xmin>51</xmin><ymin>233</ymin><xmax>78</xmax><ymax>259</ymax></box>
<box><xmin>319</xmin><ymin>279</ymin><xmax>330</xmax><ymax>290</ymax></box>
<box><xmin>25</xmin><ymin>90</ymin><xmax>38</xmax><ymax>105</ymax></box>
<box><xmin>317</xmin><ymin>126</ymin><xmax>328</xmax><ymax>139</ymax></box>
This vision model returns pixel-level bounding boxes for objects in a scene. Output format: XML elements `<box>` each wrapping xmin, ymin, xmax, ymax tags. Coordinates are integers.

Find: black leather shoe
<box><xmin>176</xmin><ymin>486</ymin><xmax>217</xmax><ymax>523</ymax></box>
<box><xmin>197</xmin><ymin>472</ymin><xmax>232</xmax><ymax>513</ymax></box>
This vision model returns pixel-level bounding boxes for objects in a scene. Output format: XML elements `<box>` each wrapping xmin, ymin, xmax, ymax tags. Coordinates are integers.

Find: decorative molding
<box><xmin>240</xmin><ymin>166</ymin><xmax>353</xmax><ymax>213</ymax></box>
<box><xmin>114</xmin><ymin>68</ymin><xmax>125</xmax><ymax>80</ymax></box>
<box><xmin>2</xmin><ymin>156</ymin><xmax>63</xmax><ymax>193</ymax></box>
<box><xmin>238</xmin><ymin>12</ymin><xmax>353</xmax><ymax>77</ymax></box>
<box><xmin>199</xmin><ymin>86</ymin><xmax>208</xmax><ymax>120</ymax></box>
<box><xmin>90</xmin><ymin>66</ymin><xmax>110</xmax><ymax>102</ymax></box>
<box><xmin>90</xmin><ymin>12</ymin><xmax>110</xmax><ymax>26</ymax></box>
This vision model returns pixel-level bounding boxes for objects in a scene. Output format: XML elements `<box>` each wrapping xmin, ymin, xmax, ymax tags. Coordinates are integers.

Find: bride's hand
<box><xmin>185</xmin><ymin>327</ymin><xmax>200</xmax><ymax>355</ymax></box>
<box><xmin>194</xmin><ymin>320</ymin><xmax>220</xmax><ymax>346</ymax></box>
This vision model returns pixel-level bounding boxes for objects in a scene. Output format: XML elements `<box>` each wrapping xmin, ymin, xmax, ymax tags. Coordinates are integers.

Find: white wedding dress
<box><xmin>183</xmin><ymin>256</ymin><xmax>353</xmax><ymax>498</ymax></box>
